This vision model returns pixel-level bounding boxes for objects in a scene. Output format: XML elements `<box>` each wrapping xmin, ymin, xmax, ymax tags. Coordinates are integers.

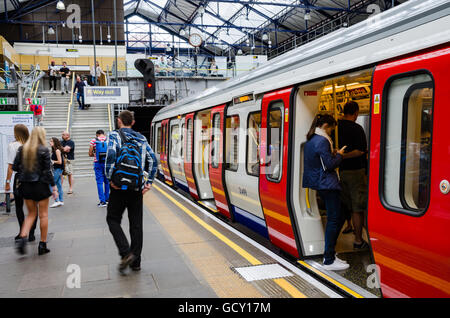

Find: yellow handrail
<box><xmin>25</xmin><ymin>79</ymin><xmax>40</xmax><ymax>111</ymax></box>
<box><xmin>105</xmin><ymin>73</ymin><xmax>112</xmax><ymax>132</ymax></box>
<box><xmin>66</xmin><ymin>72</ymin><xmax>76</xmax><ymax>132</ymax></box>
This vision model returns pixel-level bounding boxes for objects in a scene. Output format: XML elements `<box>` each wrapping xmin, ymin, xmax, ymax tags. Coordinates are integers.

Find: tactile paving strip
<box><xmin>233</xmin><ymin>264</ymin><xmax>294</xmax><ymax>282</ymax></box>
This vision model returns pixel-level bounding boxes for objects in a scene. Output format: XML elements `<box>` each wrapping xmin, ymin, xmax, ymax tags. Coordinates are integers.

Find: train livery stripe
<box><xmin>373</xmin><ymin>252</ymin><xmax>450</xmax><ymax>294</ymax></box>
<box><xmin>153</xmin><ymin>184</ymin><xmax>307</xmax><ymax>298</ymax></box>
<box><xmin>263</xmin><ymin>208</ymin><xmax>292</xmax><ymax>225</ymax></box>
<box><xmin>297</xmin><ymin>261</ymin><xmax>364</xmax><ymax>298</ymax></box>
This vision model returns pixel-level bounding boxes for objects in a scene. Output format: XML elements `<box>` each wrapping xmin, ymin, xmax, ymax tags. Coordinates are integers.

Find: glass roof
<box><xmin>125</xmin><ymin>0</ymin><xmax>298</xmax><ymax>48</ymax></box>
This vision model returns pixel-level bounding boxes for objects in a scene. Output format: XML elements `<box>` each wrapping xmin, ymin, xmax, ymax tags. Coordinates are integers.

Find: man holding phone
<box><xmin>336</xmin><ymin>101</ymin><xmax>369</xmax><ymax>250</ymax></box>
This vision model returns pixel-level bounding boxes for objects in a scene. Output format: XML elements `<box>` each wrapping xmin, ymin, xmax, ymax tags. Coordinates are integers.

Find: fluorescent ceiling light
<box><xmin>56</xmin><ymin>1</ymin><xmax>65</xmax><ymax>10</ymax></box>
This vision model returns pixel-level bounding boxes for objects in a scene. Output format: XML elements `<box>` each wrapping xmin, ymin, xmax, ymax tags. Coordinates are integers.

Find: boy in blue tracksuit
<box><xmin>89</xmin><ymin>130</ymin><xmax>109</xmax><ymax>207</ymax></box>
<box><xmin>105</xmin><ymin>110</ymin><xmax>158</xmax><ymax>274</ymax></box>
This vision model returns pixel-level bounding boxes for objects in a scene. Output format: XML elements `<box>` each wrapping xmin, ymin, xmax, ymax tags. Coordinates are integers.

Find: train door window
<box><xmin>382</xmin><ymin>72</ymin><xmax>434</xmax><ymax>214</ymax></box>
<box><xmin>211</xmin><ymin>113</ymin><xmax>221</xmax><ymax>168</ymax></box>
<box><xmin>181</xmin><ymin>123</ymin><xmax>184</xmax><ymax>160</ymax></box>
<box><xmin>186</xmin><ymin>119</ymin><xmax>193</xmax><ymax>162</ymax></box>
<box><xmin>170</xmin><ymin>124</ymin><xmax>180</xmax><ymax>158</ymax></box>
<box><xmin>267</xmin><ymin>102</ymin><xmax>284</xmax><ymax>181</ymax></box>
<box><xmin>225</xmin><ymin>115</ymin><xmax>240</xmax><ymax>171</ymax></box>
<box><xmin>247</xmin><ymin>111</ymin><xmax>261</xmax><ymax>176</ymax></box>
<box><xmin>157</xmin><ymin>126</ymin><xmax>162</xmax><ymax>154</ymax></box>
<box><xmin>161</xmin><ymin>125</ymin><xmax>166</xmax><ymax>154</ymax></box>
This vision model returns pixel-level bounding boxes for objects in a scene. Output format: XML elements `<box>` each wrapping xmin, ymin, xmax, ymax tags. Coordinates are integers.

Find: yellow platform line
<box><xmin>153</xmin><ymin>183</ymin><xmax>307</xmax><ymax>298</ymax></box>
<box><xmin>298</xmin><ymin>260</ymin><xmax>364</xmax><ymax>298</ymax></box>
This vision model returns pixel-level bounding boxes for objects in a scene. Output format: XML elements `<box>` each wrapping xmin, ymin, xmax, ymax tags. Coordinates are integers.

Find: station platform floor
<box><xmin>0</xmin><ymin>176</ymin><xmax>341</xmax><ymax>298</ymax></box>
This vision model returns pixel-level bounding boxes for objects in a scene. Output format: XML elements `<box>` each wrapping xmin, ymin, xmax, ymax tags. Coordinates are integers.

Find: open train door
<box><xmin>183</xmin><ymin>113</ymin><xmax>200</xmax><ymax>200</ymax></box>
<box><xmin>209</xmin><ymin>104</ymin><xmax>233</xmax><ymax>220</ymax></box>
<box><xmin>368</xmin><ymin>45</ymin><xmax>450</xmax><ymax>297</ymax></box>
<box><xmin>260</xmin><ymin>87</ymin><xmax>300</xmax><ymax>258</ymax></box>
<box><xmin>160</xmin><ymin>118</ymin><xmax>173</xmax><ymax>185</ymax></box>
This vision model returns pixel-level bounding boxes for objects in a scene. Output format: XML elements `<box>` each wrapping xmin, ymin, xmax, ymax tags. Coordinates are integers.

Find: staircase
<box><xmin>71</xmin><ymin>104</ymin><xmax>111</xmax><ymax>177</ymax></box>
<box><xmin>41</xmin><ymin>91</ymin><xmax>71</xmax><ymax>142</ymax></box>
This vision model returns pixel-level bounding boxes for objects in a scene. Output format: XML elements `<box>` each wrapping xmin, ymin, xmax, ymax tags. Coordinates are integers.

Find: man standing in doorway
<box><xmin>59</xmin><ymin>61</ymin><xmax>71</xmax><ymax>95</ymax></box>
<box><xmin>89</xmin><ymin>130</ymin><xmax>109</xmax><ymax>207</ymax></box>
<box><xmin>105</xmin><ymin>110</ymin><xmax>158</xmax><ymax>274</ymax></box>
<box><xmin>61</xmin><ymin>131</ymin><xmax>75</xmax><ymax>194</ymax></box>
<box><xmin>337</xmin><ymin>101</ymin><xmax>369</xmax><ymax>250</ymax></box>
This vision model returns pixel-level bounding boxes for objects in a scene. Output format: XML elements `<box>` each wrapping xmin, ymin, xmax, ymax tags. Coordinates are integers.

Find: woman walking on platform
<box><xmin>4</xmin><ymin>124</ymin><xmax>37</xmax><ymax>241</ymax></box>
<box><xmin>49</xmin><ymin>137</ymin><xmax>64</xmax><ymax>208</ymax></box>
<box><xmin>13</xmin><ymin>127</ymin><xmax>58</xmax><ymax>256</ymax></box>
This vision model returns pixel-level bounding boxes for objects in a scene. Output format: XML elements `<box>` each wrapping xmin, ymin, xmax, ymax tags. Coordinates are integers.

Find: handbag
<box><xmin>62</xmin><ymin>154</ymin><xmax>70</xmax><ymax>176</ymax></box>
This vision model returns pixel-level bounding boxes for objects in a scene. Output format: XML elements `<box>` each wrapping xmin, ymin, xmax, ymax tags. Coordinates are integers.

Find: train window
<box><xmin>211</xmin><ymin>113</ymin><xmax>221</xmax><ymax>168</ymax></box>
<box><xmin>170</xmin><ymin>124</ymin><xmax>180</xmax><ymax>158</ymax></box>
<box><xmin>226</xmin><ymin>115</ymin><xmax>240</xmax><ymax>171</ymax></box>
<box><xmin>247</xmin><ymin>112</ymin><xmax>261</xmax><ymax>177</ymax></box>
<box><xmin>382</xmin><ymin>72</ymin><xmax>434</xmax><ymax>215</ymax></box>
<box><xmin>157</xmin><ymin>126</ymin><xmax>162</xmax><ymax>154</ymax></box>
<box><xmin>186</xmin><ymin>119</ymin><xmax>193</xmax><ymax>162</ymax></box>
<box><xmin>267</xmin><ymin>102</ymin><xmax>284</xmax><ymax>181</ymax></box>
<box><xmin>181</xmin><ymin>123</ymin><xmax>184</xmax><ymax>159</ymax></box>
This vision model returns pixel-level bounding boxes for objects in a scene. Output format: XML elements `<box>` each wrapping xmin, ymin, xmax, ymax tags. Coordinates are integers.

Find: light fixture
<box><xmin>237</xmin><ymin>49</ymin><xmax>243</xmax><ymax>55</ymax></box>
<box><xmin>262</xmin><ymin>33</ymin><xmax>269</xmax><ymax>41</ymax></box>
<box><xmin>48</xmin><ymin>26</ymin><xmax>55</xmax><ymax>35</ymax></box>
<box><xmin>56</xmin><ymin>1</ymin><xmax>65</xmax><ymax>10</ymax></box>
<box><xmin>180</xmin><ymin>29</ymin><xmax>186</xmax><ymax>36</ymax></box>
<box><xmin>78</xmin><ymin>35</ymin><xmax>82</xmax><ymax>43</ymax></box>
<box><xmin>304</xmin><ymin>11</ymin><xmax>311</xmax><ymax>21</ymax></box>
<box><xmin>198</xmin><ymin>5</ymin><xmax>205</xmax><ymax>15</ymax></box>
<box><xmin>107</xmin><ymin>25</ymin><xmax>111</xmax><ymax>43</ymax></box>
<box><xmin>61</xmin><ymin>21</ymin><xmax>65</xmax><ymax>28</ymax></box>
<box><xmin>166</xmin><ymin>43</ymin><xmax>171</xmax><ymax>52</ymax></box>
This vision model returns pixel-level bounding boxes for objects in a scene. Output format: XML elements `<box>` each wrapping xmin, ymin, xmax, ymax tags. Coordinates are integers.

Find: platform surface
<box><xmin>0</xmin><ymin>177</ymin><xmax>332</xmax><ymax>298</ymax></box>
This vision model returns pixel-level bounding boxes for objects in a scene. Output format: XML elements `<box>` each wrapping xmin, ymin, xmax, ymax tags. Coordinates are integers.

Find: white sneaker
<box><xmin>59</xmin><ymin>202</ymin><xmax>64</xmax><ymax>206</ymax></box>
<box><xmin>322</xmin><ymin>260</ymin><xmax>350</xmax><ymax>271</ymax></box>
<box><xmin>335</xmin><ymin>254</ymin><xmax>347</xmax><ymax>264</ymax></box>
<box><xmin>50</xmin><ymin>202</ymin><xmax>61</xmax><ymax>208</ymax></box>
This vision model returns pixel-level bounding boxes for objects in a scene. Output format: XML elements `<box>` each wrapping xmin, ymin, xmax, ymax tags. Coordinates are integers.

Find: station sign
<box><xmin>24</xmin><ymin>97</ymin><xmax>46</xmax><ymax>105</ymax></box>
<box><xmin>0</xmin><ymin>97</ymin><xmax>17</xmax><ymax>105</ymax></box>
<box><xmin>84</xmin><ymin>86</ymin><xmax>129</xmax><ymax>104</ymax></box>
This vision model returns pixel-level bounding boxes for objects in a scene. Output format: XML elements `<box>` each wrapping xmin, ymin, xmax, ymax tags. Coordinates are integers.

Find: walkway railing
<box><xmin>66</xmin><ymin>72</ymin><xmax>76</xmax><ymax>133</ymax></box>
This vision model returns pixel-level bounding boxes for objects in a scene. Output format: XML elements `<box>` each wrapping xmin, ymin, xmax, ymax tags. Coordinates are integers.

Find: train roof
<box><xmin>153</xmin><ymin>0</ymin><xmax>450</xmax><ymax>122</ymax></box>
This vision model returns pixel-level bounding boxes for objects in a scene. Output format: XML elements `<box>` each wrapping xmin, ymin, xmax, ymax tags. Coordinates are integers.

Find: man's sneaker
<box><xmin>353</xmin><ymin>241</ymin><xmax>369</xmax><ymax>250</ymax></box>
<box><xmin>50</xmin><ymin>201</ymin><xmax>62</xmax><ymax>208</ymax></box>
<box><xmin>118</xmin><ymin>253</ymin><xmax>136</xmax><ymax>275</ymax></box>
<box><xmin>322</xmin><ymin>260</ymin><xmax>350</xmax><ymax>271</ymax></box>
<box><xmin>97</xmin><ymin>202</ymin><xmax>107</xmax><ymax>207</ymax></box>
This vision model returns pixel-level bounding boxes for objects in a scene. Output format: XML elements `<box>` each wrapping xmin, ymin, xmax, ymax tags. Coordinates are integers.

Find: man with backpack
<box><xmin>105</xmin><ymin>110</ymin><xmax>158</xmax><ymax>274</ymax></box>
<box><xmin>89</xmin><ymin>130</ymin><xmax>109</xmax><ymax>207</ymax></box>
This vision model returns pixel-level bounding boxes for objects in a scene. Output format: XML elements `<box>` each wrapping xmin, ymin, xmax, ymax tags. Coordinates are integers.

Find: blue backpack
<box><xmin>95</xmin><ymin>138</ymin><xmax>108</xmax><ymax>163</ymax></box>
<box><xmin>111</xmin><ymin>129</ymin><xmax>143</xmax><ymax>191</ymax></box>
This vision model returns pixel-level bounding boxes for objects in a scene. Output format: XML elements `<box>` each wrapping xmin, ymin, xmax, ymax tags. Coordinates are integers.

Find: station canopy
<box><xmin>124</xmin><ymin>0</ymin><xmax>408</xmax><ymax>55</ymax></box>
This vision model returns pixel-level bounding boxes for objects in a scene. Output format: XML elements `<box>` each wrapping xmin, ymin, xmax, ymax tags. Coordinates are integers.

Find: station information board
<box><xmin>0</xmin><ymin>112</ymin><xmax>33</xmax><ymax>193</ymax></box>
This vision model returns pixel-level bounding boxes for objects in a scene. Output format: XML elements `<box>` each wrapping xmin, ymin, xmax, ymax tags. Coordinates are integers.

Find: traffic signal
<box><xmin>134</xmin><ymin>59</ymin><xmax>156</xmax><ymax>101</ymax></box>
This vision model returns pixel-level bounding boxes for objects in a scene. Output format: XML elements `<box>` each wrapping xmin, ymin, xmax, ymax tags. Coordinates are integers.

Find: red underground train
<box><xmin>150</xmin><ymin>0</ymin><xmax>450</xmax><ymax>298</ymax></box>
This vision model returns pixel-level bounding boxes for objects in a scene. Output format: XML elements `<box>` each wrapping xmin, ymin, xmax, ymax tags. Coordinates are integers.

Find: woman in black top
<box><xmin>13</xmin><ymin>127</ymin><xmax>58</xmax><ymax>255</ymax></box>
<box><xmin>50</xmin><ymin>137</ymin><xmax>65</xmax><ymax>208</ymax></box>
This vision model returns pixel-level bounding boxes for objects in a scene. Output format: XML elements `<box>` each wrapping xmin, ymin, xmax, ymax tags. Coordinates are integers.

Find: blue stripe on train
<box><xmin>231</xmin><ymin>205</ymin><xmax>269</xmax><ymax>239</ymax></box>
<box><xmin>174</xmin><ymin>178</ymin><xmax>190</xmax><ymax>193</ymax></box>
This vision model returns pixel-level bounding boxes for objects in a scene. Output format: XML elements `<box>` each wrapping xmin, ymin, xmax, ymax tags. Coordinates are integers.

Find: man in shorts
<box><xmin>337</xmin><ymin>101</ymin><xmax>369</xmax><ymax>250</ymax></box>
<box><xmin>61</xmin><ymin>131</ymin><xmax>75</xmax><ymax>194</ymax></box>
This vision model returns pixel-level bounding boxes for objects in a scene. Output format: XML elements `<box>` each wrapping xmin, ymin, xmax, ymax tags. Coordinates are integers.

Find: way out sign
<box><xmin>84</xmin><ymin>86</ymin><xmax>129</xmax><ymax>104</ymax></box>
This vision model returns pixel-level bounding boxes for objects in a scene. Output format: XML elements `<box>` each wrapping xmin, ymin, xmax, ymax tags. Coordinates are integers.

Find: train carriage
<box><xmin>151</xmin><ymin>0</ymin><xmax>450</xmax><ymax>297</ymax></box>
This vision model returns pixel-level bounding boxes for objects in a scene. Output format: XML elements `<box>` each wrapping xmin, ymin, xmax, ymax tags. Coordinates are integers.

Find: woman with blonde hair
<box><xmin>13</xmin><ymin>127</ymin><xmax>58</xmax><ymax>255</ymax></box>
<box><xmin>4</xmin><ymin>124</ymin><xmax>38</xmax><ymax>241</ymax></box>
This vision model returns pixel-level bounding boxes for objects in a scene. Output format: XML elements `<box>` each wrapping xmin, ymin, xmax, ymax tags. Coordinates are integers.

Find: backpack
<box><xmin>95</xmin><ymin>137</ymin><xmax>107</xmax><ymax>163</ymax></box>
<box><xmin>111</xmin><ymin>129</ymin><xmax>143</xmax><ymax>191</ymax></box>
